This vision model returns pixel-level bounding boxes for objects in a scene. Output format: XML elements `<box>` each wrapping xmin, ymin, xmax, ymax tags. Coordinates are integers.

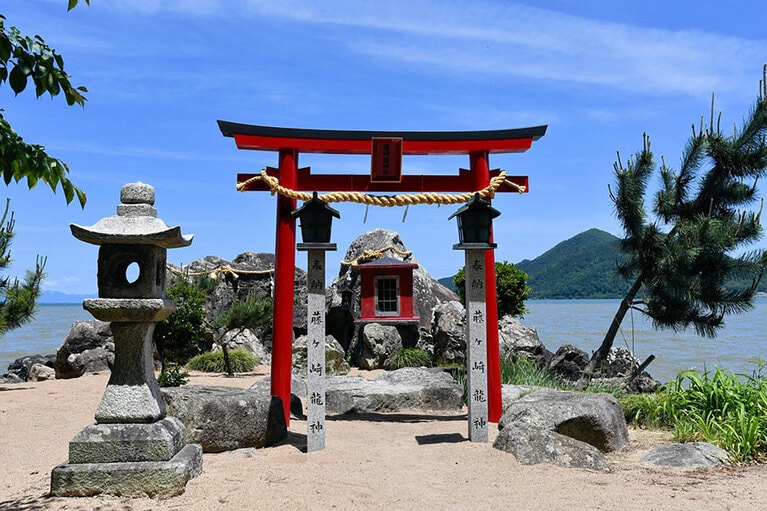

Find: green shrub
<box><xmin>453</xmin><ymin>261</ymin><xmax>530</xmax><ymax>318</ymax></box>
<box><xmin>158</xmin><ymin>365</ymin><xmax>190</xmax><ymax>387</ymax></box>
<box><xmin>387</xmin><ymin>348</ymin><xmax>432</xmax><ymax>369</ymax></box>
<box><xmin>186</xmin><ymin>349</ymin><xmax>259</xmax><ymax>374</ymax></box>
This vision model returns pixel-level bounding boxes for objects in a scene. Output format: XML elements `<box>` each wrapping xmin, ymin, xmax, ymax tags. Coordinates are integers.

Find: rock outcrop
<box><xmin>494</xmin><ymin>387</ymin><xmax>629</xmax><ymax>470</ymax></box>
<box><xmin>162</xmin><ymin>385</ymin><xmax>287</xmax><ymax>453</ymax></box>
<box><xmin>6</xmin><ymin>353</ymin><xmax>56</xmax><ymax>382</ymax></box>
<box><xmin>54</xmin><ymin>320</ymin><xmax>114</xmax><ymax>379</ymax></box>
<box><xmin>325</xmin><ymin>367</ymin><xmax>463</xmax><ymax>414</ymax></box>
<box><xmin>292</xmin><ymin>334</ymin><xmax>349</xmax><ymax>375</ymax></box>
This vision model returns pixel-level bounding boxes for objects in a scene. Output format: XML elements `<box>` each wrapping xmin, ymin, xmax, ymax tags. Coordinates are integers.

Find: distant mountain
<box><xmin>516</xmin><ymin>228</ymin><xmax>629</xmax><ymax>299</ymax></box>
<box><xmin>40</xmin><ymin>291</ymin><xmax>95</xmax><ymax>304</ymax></box>
<box><xmin>437</xmin><ymin>276</ymin><xmax>457</xmax><ymax>292</ymax></box>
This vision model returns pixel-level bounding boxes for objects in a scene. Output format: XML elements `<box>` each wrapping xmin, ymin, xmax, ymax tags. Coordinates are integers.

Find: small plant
<box><xmin>387</xmin><ymin>348</ymin><xmax>432</xmax><ymax>369</ymax></box>
<box><xmin>157</xmin><ymin>365</ymin><xmax>189</xmax><ymax>387</ymax></box>
<box><xmin>186</xmin><ymin>349</ymin><xmax>259</xmax><ymax>374</ymax></box>
<box><xmin>500</xmin><ymin>357</ymin><xmax>566</xmax><ymax>388</ymax></box>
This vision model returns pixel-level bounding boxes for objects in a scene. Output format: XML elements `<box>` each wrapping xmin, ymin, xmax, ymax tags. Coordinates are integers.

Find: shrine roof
<box><xmin>218</xmin><ymin>121</ymin><xmax>547</xmax><ymax>155</ymax></box>
<box><xmin>353</xmin><ymin>256</ymin><xmax>419</xmax><ymax>269</ymax></box>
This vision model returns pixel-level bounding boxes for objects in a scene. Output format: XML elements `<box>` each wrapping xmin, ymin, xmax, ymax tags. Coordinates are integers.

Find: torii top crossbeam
<box><xmin>218</xmin><ymin>120</ymin><xmax>547</xmax><ymax>427</ymax></box>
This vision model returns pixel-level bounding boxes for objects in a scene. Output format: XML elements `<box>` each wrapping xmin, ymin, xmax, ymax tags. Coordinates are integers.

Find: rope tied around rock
<box><xmin>167</xmin><ymin>263</ymin><xmax>274</xmax><ymax>281</ymax></box>
<box><xmin>340</xmin><ymin>245</ymin><xmax>414</xmax><ymax>266</ymax></box>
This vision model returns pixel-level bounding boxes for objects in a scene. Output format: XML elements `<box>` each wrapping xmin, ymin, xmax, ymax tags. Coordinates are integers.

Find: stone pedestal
<box><xmin>52</xmin><ymin>182</ymin><xmax>198</xmax><ymax>497</ymax></box>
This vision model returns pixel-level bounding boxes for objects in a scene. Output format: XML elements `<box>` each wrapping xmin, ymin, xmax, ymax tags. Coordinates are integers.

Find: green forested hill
<box><xmin>516</xmin><ymin>228</ymin><xmax>629</xmax><ymax>299</ymax></box>
<box><xmin>439</xmin><ymin>227</ymin><xmax>767</xmax><ymax>299</ymax></box>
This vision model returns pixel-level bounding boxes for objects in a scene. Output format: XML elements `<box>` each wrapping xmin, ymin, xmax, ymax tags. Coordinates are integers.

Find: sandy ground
<box><xmin>2</xmin><ymin>368</ymin><xmax>767</xmax><ymax>511</ymax></box>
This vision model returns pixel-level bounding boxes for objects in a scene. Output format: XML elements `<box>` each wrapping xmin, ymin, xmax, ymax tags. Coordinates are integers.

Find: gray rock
<box><xmin>498</xmin><ymin>388</ymin><xmax>629</xmax><ymax>453</ymax></box>
<box><xmin>7</xmin><ymin>353</ymin><xmax>56</xmax><ymax>381</ymax></box>
<box><xmin>250</xmin><ymin>374</ymin><xmax>307</xmax><ymax>418</ymax></box>
<box><xmin>641</xmin><ymin>442</ymin><xmax>731</xmax><ymax>467</ymax></box>
<box><xmin>501</xmin><ymin>384</ymin><xmax>539</xmax><ymax>408</ymax></box>
<box><xmin>600</xmin><ymin>346</ymin><xmax>640</xmax><ymax>377</ymax></box>
<box><xmin>292</xmin><ymin>334</ymin><xmax>349</xmax><ymax>375</ymax></box>
<box><xmin>498</xmin><ymin>315</ymin><xmax>543</xmax><ymax>359</ymax></box>
<box><xmin>358</xmin><ymin>323</ymin><xmax>402</xmax><ymax>370</ymax></box>
<box><xmin>548</xmin><ymin>343</ymin><xmax>590</xmax><ymax>381</ymax></box>
<box><xmin>220</xmin><ymin>328</ymin><xmax>270</xmax><ymax>364</ymax></box>
<box><xmin>0</xmin><ymin>373</ymin><xmax>24</xmax><ymax>384</ymax></box>
<box><xmin>28</xmin><ymin>363</ymin><xmax>56</xmax><ymax>381</ymax></box>
<box><xmin>161</xmin><ymin>385</ymin><xmax>287</xmax><ymax>452</ymax></box>
<box><xmin>326</xmin><ymin>367</ymin><xmax>463</xmax><ymax>414</ymax></box>
<box><xmin>430</xmin><ymin>301</ymin><xmax>466</xmax><ymax>365</ymax></box>
<box><xmin>55</xmin><ymin>320</ymin><xmax>114</xmax><ymax>379</ymax></box>
<box><xmin>493</xmin><ymin>425</ymin><xmax>610</xmax><ymax>471</ymax></box>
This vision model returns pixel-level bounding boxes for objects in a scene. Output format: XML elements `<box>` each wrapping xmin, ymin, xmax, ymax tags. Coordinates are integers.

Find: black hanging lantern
<box><xmin>293</xmin><ymin>191</ymin><xmax>340</xmax><ymax>250</ymax></box>
<box><xmin>449</xmin><ymin>193</ymin><xmax>500</xmax><ymax>250</ymax></box>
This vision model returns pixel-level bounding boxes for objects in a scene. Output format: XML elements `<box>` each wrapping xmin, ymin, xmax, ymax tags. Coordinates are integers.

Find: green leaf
<box><xmin>75</xmin><ymin>187</ymin><xmax>87</xmax><ymax>208</ymax></box>
<box><xmin>8</xmin><ymin>65</ymin><xmax>27</xmax><ymax>94</ymax></box>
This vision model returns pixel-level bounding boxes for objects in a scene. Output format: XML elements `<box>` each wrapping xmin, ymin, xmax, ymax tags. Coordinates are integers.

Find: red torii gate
<box><xmin>218</xmin><ymin>121</ymin><xmax>547</xmax><ymax>426</ymax></box>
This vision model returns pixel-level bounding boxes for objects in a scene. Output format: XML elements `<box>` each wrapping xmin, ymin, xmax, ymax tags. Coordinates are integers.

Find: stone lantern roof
<box><xmin>70</xmin><ymin>182</ymin><xmax>193</xmax><ymax>248</ymax></box>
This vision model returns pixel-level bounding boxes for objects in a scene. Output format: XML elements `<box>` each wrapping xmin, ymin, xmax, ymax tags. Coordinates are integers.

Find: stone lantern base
<box><xmin>50</xmin><ymin>418</ymin><xmax>202</xmax><ymax>498</ymax></box>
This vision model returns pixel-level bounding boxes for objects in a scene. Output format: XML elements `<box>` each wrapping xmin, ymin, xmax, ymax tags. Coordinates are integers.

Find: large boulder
<box><xmin>55</xmin><ymin>320</ymin><xmax>114</xmax><ymax>379</ymax></box>
<box><xmin>430</xmin><ymin>301</ymin><xmax>466</xmax><ymax>365</ymax></box>
<box><xmin>326</xmin><ymin>367</ymin><xmax>463</xmax><ymax>414</ymax></box>
<box><xmin>498</xmin><ymin>388</ymin><xmax>629</xmax><ymax>453</ymax></box>
<box><xmin>220</xmin><ymin>328</ymin><xmax>270</xmax><ymax>365</ymax></box>
<box><xmin>292</xmin><ymin>334</ymin><xmax>349</xmax><ymax>375</ymax></box>
<box><xmin>161</xmin><ymin>385</ymin><xmax>287</xmax><ymax>453</ymax></box>
<box><xmin>498</xmin><ymin>315</ymin><xmax>551</xmax><ymax>365</ymax></box>
<box><xmin>358</xmin><ymin>323</ymin><xmax>403</xmax><ymax>370</ymax></box>
<box><xmin>493</xmin><ymin>426</ymin><xmax>610</xmax><ymax>471</ymax></box>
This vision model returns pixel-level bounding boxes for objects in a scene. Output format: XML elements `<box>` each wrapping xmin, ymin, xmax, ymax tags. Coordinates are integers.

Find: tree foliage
<box><xmin>0</xmin><ymin>199</ymin><xmax>44</xmax><ymax>334</ymax></box>
<box><xmin>586</xmin><ymin>66</ymin><xmax>767</xmax><ymax>374</ymax></box>
<box><xmin>453</xmin><ymin>260</ymin><xmax>530</xmax><ymax>318</ymax></box>
<box><xmin>0</xmin><ymin>4</ymin><xmax>88</xmax><ymax>207</ymax></box>
<box><xmin>153</xmin><ymin>276</ymin><xmax>207</xmax><ymax>372</ymax></box>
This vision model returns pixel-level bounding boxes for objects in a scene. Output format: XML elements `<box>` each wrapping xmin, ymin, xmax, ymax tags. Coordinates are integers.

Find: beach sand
<box><xmin>2</xmin><ymin>369</ymin><xmax>766</xmax><ymax>511</ymax></box>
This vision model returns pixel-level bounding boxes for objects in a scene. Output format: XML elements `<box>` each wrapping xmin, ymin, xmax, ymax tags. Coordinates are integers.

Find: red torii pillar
<box><xmin>218</xmin><ymin>122</ymin><xmax>547</xmax><ymax>426</ymax></box>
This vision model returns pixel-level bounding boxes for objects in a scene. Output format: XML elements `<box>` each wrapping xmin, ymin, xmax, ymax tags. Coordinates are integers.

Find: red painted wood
<box><xmin>470</xmin><ymin>151</ymin><xmax>502</xmax><ymax>424</ymax></box>
<box><xmin>357</xmin><ymin>264</ymin><xmax>419</xmax><ymax>321</ymax></box>
<box><xmin>271</xmin><ymin>149</ymin><xmax>298</xmax><ymax>426</ymax></box>
<box><xmin>232</xmin><ymin>133</ymin><xmax>534</xmax><ymax>155</ymax></box>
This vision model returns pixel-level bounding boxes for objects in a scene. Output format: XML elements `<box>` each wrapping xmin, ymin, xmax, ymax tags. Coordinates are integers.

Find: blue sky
<box><xmin>1</xmin><ymin>1</ymin><xmax>766</xmax><ymax>295</ymax></box>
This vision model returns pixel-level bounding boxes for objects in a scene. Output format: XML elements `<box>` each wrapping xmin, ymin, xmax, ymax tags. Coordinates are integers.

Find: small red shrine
<box><xmin>354</xmin><ymin>256</ymin><xmax>419</xmax><ymax>323</ymax></box>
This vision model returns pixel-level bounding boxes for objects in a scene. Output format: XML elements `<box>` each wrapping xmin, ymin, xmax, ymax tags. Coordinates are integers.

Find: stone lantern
<box><xmin>51</xmin><ymin>182</ymin><xmax>200</xmax><ymax>497</ymax></box>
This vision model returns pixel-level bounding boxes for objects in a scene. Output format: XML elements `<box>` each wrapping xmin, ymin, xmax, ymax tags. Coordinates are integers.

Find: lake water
<box><xmin>2</xmin><ymin>300</ymin><xmax>766</xmax><ymax>384</ymax></box>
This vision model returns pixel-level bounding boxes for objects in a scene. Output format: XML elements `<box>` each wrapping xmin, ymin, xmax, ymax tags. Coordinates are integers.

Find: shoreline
<box><xmin>3</xmin><ymin>371</ymin><xmax>767</xmax><ymax>510</ymax></box>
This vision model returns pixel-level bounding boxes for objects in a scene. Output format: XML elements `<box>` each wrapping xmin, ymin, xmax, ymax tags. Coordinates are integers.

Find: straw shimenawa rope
<box><xmin>167</xmin><ymin>263</ymin><xmax>274</xmax><ymax>281</ymax></box>
<box><xmin>340</xmin><ymin>245</ymin><xmax>413</xmax><ymax>266</ymax></box>
<box><xmin>236</xmin><ymin>169</ymin><xmax>524</xmax><ymax>205</ymax></box>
